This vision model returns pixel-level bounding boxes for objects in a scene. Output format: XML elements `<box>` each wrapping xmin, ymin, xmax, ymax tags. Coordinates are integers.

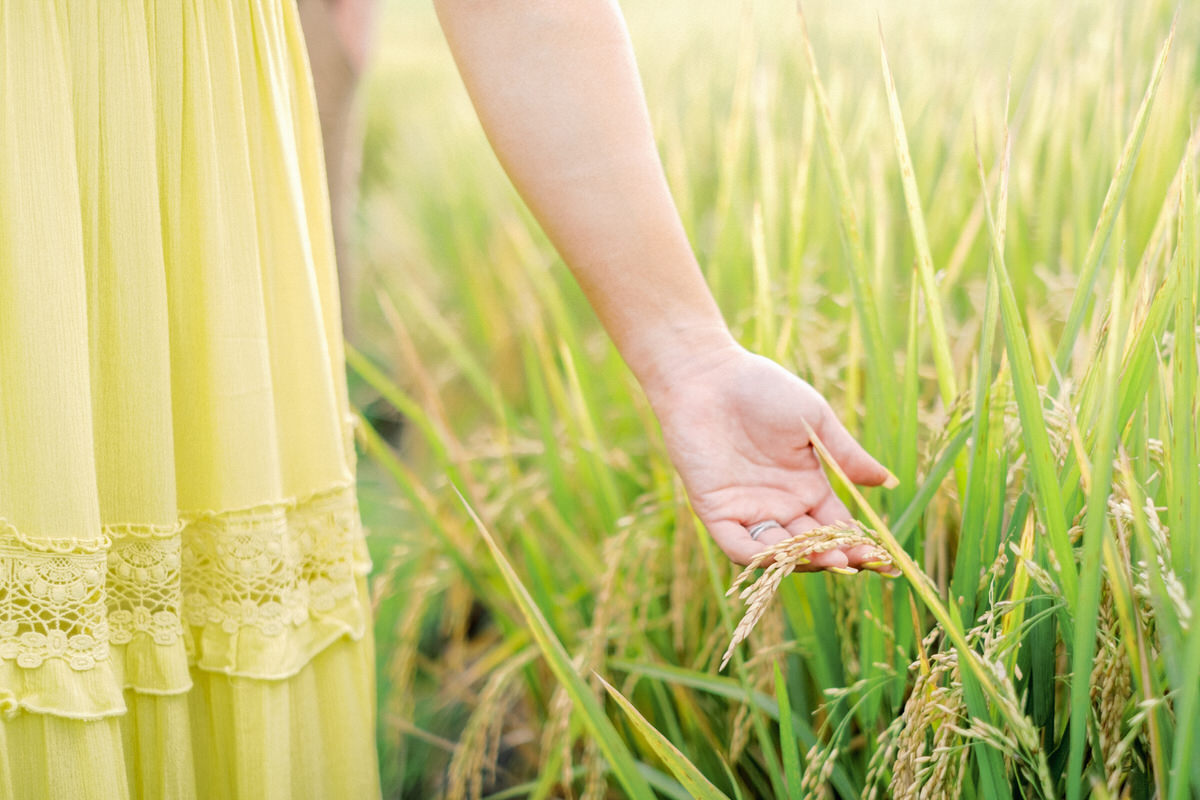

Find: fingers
<box><xmin>779</xmin><ymin>515</ymin><xmax>844</xmax><ymax>572</ymax></box>
<box><xmin>707</xmin><ymin>516</ymin><xmax>827</xmax><ymax>567</ymax></box>
<box><xmin>816</xmin><ymin>407</ymin><xmax>897</xmax><ymax>488</ymax></box>
<box><xmin>808</xmin><ymin>493</ymin><xmax>898</xmax><ymax>575</ymax></box>
<box><xmin>707</xmin><ymin>519</ymin><xmax>783</xmax><ymax>566</ymax></box>
<box><xmin>808</xmin><ymin>490</ymin><xmax>854</xmax><ymax>528</ymax></box>
<box><xmin>707</xmin><ymin>513</ymin><xmax>894</xmax><ymax>576</ymax></box>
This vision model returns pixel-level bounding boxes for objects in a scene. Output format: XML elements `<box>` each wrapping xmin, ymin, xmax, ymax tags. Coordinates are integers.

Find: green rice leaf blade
<box><xmin>1166</xmin><ymin>154</ymin><xmax>1200</xmax><ymax>800</ymax></box>
<box><xmin>456</xmin><ymin>492</ymin><xmax>657</xmax><ymax>800</ymax></box>
<box><xmin>1054</xmin><ymin>20</ymin><xmax>1176</xmax><ymax>378</ymax></box>
<box><xmin>598</xmin><ymin>675</ymin><xmax>731</xmax><ymax>800</ymax></box>
<box><xmin>1066</xmin><ymin>274</ymin><xmax>1125</xmax><ymax>800</ymax></box>
<box><xmin>879</xmin><ymin>25</ymin><xmax>957</xmax><ymax>407</ymax></box>
<box><xmin>974</xmin><ymin>138</ymin><xmax>1079</xmax><ymax>607</ymax></box>
<box><xmin>774</xmin><ymin>663</ymin><xmax>804</xmax><ymax>800</ymax></box>
<box><xmin>797</xmin><ymin>8</ymin><xmax>899</xmax><ymax>441</ymax></box>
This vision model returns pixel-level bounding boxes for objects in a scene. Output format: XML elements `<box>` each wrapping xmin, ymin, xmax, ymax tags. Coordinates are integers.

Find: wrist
<box><xmin>624</xmin><ymin>322</ymin><xmax>741</xmax><ymax>406</ymax></box>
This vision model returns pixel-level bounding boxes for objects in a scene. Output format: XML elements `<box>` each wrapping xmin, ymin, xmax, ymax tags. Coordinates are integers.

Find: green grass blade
<box><xmin>803</xmin><ymin>421</ymin><xmax>1035</xmax><ymax>749</ymax></box>
<box><xmin>1066</xmin><ymin>272</ymin><xmax>1125</xmax><ymax>800</ymax></box>
<box><xmin>797</xmin><ymin>8</ymin><xmax>899</xmax><ymax>440</ymax></box>
<box><xmin>692</xmin><ymin>509</ymin><xmax>790</xmax><ymax>798</ymax></box>
<box><xmin>609</xmin><ymin>658</ymin><xmax>857</xmax><ymax>799</ymax></box>
<box><xmin>597</xmin><ymin>674</ymin><xmax>731</xmax><ymax>800</ymax></box>
<box><xmin>751</xmin><ymin>204</ymin><xmax>777</xmax><ymax>355</ymax></box>
<box><xmin>354</xmin><ymin>412</ymin><xmax>492</xmax><ymax>601</ymax></box>
<box><xmin>956</xmin><ymin>95</ymin><xmax>1010</xmax><ymax>618</ymax></box>
<box><xmin>1053</xmin><ymin>19</ymin><xmax>1176</xmax><ymax>379</ymax></box>
<box><xmin>1117</xmin><ymin>262</ymin><xmax>1180</xmax><ymax>428</ymax></box>
<box><xmin>890</xmin><ymin>417</ymin><xmax>972</xmax><ymax>547</ymax></box>
<box><xmin>456</xmin><ymin>492</ymin><xmax>657</xmax><ymax>800</ymax></box>
<box><xmin>779</xmin><ymin>574</ymin><xmax>844</xmax><ymax>689</ymax></box>
<box><xmin>637</xmin><ymin>765</ymin><xmax>702</xmax><ymax>800</ymax></box>
<box><xmin>1168</xmin><ymin>159</ymin><xmax>1199</xmax><ymax>580</ymax></box>
<box><xmin>346</xmin><ymin>343</ymin><xmax>468</xmax><ymax>489</ymax></box>
<box><xmin>974</xmin><ymin>134</ymin><xmax>1079</xmax><ymax>608</ymax></box>
<box><xmin>896</xmin><ymin>269</ymin><xmax>922</xmax><ymax>510</ymax></box>
<box><xmin>1167</xmin><ymin>156</ymin><xmax>1200</xmax><ymax>800</ymax></box>
<box><xmin>773</xmin><ymin>663</ymin><xmax>803</xmax><ymax>800</ymax></box>
<box><xmin>878</xmin><ymin>23</ymin><xmax>957</xmax><ymax>408</ymax></box>
<box><xmin>953</xmin><ymin>273</ymin><xmax>1000</xmax><ymax>619</ymax></box>
<box><xmin>959</xmin><ymin>662</ymin><xmax>1015</xmax><ymax>800</ymax></box>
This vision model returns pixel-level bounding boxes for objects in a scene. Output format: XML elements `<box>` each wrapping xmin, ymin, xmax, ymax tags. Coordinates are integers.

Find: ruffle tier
<box><xmin>0</xmin><ymin>485</ymin><xmax>371</xmax><ymax>720</ymax></box>
<box><xmin>0</xmin><ymin>590</ymin><xmax>378</xmax><ymax>800</ymax></box>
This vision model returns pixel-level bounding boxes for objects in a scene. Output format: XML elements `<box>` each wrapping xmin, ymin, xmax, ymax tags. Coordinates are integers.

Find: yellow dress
<box><xmin>0</xmin><ymin>2</ymin><xmax>381</xmax><ymax>797</ymax></box>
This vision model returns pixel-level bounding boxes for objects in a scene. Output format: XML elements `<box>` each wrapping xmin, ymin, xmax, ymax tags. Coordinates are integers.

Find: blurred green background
<box><xmin>336</xmin><ymin>1</ymin><xmax>1199</xmax><ymax>797</ymax></box>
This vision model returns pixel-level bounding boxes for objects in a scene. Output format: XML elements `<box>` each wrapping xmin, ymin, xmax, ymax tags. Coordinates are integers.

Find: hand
<box><xmin>645</xmin><ymin>344</ymin><xmax>895</xmax><ymax>571</ymax></box>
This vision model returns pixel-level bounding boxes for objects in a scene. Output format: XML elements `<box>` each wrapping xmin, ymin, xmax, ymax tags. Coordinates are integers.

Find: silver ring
<box><xmin>747</xmin><ymin>520</ymin><xmax>783</xmax><ymax>541</ymax></box>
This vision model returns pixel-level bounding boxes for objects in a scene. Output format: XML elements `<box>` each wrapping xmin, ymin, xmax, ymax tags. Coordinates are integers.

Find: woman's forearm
<box><xmin>433</xmin><ymin>0</ymin><xmax>736</xmax><ymax>395</ymax></box>
<box><xmin>434</xmin><ymin>1</ymin><xmax>895</xmax><ymax>570</ymax></box>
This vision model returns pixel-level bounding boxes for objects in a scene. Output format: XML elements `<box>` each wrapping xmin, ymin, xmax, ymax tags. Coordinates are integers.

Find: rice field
<box><xmin>345</xmin><ymin>0</ymin><xmax>1200</xmax><ymax>797</ymax></box>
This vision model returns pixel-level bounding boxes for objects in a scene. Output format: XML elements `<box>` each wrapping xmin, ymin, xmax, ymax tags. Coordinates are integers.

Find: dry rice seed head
<box><xmin>863</xmin><ymin>713</ymin><xmax>906</xmax><ymax>800</ymax></box>
<box><xmin>968</xmin><ymin>615</ymin><xmax>1043</xmax><ymax>760</ymax></box>
<box><xmin>670</xmin><ymin>496</ymin><xmax>700</xmax><ymax>653</ymax></box>
<box><xmin>441</xmin><ymin>578</ymin><xmax>478</xmax><ymax>673</ymax></box>
<box><xmin>1041</xmin><ymin>391</ymin><xmax>1076</xmax><ymax>465</ymax></box>
<box><xmin>985</xmin><ymin>545</ymin><xmax>1010</xmax><ymax>583</ymax></box>
<box><xmin>1091</xmin><ymin>595</ymin><xmax>1133</xmax><ymax>792</ymax></box>
<box><xmin>728</xmin><ymin>703</ymin><xmax>753</xmax><ymax>762</ymax></box>
<box><xmin>891</xmin><ymin>648</ymin><xmax>965</xmax><ymax>800</ymax></box>
<box><xmin>1109</xmin><ymin>699</ymin><xmax>1157</xmax><ymax>794</ymax></box>
<box><xmin>721</xmin><ymin>522</ymin><xmax>889</xmax><ymax>670</ymax></box>
<box><xmin>929</xmin><ymin>386</ymin><xmax>972</xmax><ymax>449</ymax></box>
<box><xmin>558</xmin><ymin>726</ymin><xmax>577</xmax><ymax>800</ymax></box>
<box><xmin>1007</xmin><ymin>539</ymin><xmax>1064</xmax><ymax>599</ymax></box>
<box><xmin>924</xmin><ymin>710</ymin><xmax>970</xmax><ymax>800</ymax></box>
<box><xmin>729</xmin><ymin>620</ymin><xmax>784</xmax><ymax>762</ymax></box>
<box><xmin>580</xmin><ymin>736</ymin><xmax>606</xmax><ymax>800</ymax></box>
<box><xmin>1145</xmin><ymin>437</ymin><xmax>1165</xmax><ymax>465</ymax></box>
<box><xmin>445</xmin><ymin>653</ymin><xmax>530</xmax><ymax>800</ymax></box>
<box><xmin>1001</xmin><ymin>399</ymin><xmax>1024</xmax><ymax>452</ymax></box>
<box><xmin>539</xmin><ymin>523</ymin><xmax>639</xmax><ymax>782</ymax></box>
<box><xmin>579</xmin><ymin>527</ymin><xmax>635</xmax><ymax>675</ymax></box>
<box><xmin>1118</xmin><ymin>475</ymin><xmax>1192</xmax><ymax>630</ymax></box>
<box><xmin>799</xmin><ymin>742</ymin><xmax>840</xmax><ymax>800</ymax></box>
<box><xmin>539</xmin><ymin>682</ymin><xmax>574</xmax><ymax>781</ymax></box>
<box><xmin>830</xmin><ymin>572</ymin><xmax>865</xmax><ymax>679</ymax></box>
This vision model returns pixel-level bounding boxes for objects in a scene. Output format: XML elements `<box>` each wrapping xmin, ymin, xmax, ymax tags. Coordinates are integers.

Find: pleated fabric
<box><xmin>0</xmin><ymin>1</ymin><xmax>381</xmax><ymax>797</ymax></box>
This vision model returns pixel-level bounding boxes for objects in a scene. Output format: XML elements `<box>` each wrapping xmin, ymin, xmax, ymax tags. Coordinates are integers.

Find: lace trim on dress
<box><xmin>0</xmin><ymin>541</ymin><xmax>109</xmax><ymax>670</ymax></box>
<box><xmin>0</xmin><ymin>485</ymin><xmax>371</xmax><ymax>684</ymax></box>
<box><xmin>179</xmin><ymin>486</ymin><xmax>367</xmax><ymax>640</ymax></box>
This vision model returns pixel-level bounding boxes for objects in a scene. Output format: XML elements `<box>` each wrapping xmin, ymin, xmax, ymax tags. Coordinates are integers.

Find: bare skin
<box><xmin>434</xmin><ymin>0</ymin><xmax>895</xmax><ymax>571</ymax></box>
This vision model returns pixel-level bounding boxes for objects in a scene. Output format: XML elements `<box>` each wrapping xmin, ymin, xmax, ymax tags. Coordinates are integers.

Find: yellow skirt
<box><xmin>0</xmin><ymin>1</ymin><xmax>381</xmax><ymax>797</ymax></box>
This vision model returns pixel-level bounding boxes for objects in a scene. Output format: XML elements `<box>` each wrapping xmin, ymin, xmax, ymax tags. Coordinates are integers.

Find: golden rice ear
<box><xmin>721</xmin><ymin>523</ymin><xmax>891</xmax><ymax>670</ymax></box>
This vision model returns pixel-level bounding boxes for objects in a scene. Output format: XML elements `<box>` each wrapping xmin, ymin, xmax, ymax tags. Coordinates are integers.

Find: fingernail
<box><xmin>883</xmin><ymin>469</ymin><xmax>900</xmax><ymax>489</ymax></box>
<box><xmin>860</xmin><ymin>560</ymin><xmax>892</xmax><ymax>569</ymax></box>
<box><xmin>828</xmin><ymin>566</ymin><xmax>859</xmax><ymax>575</ymax></box>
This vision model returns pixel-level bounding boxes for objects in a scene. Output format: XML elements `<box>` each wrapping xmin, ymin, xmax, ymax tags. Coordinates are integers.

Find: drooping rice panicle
<box><xmin>720</xmin><ymin>522</ymin><xmax>891</xmax><ymax>670</ymax></box>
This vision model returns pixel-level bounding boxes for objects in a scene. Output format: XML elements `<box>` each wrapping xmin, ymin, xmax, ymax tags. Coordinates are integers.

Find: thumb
<box><xmin>815</xmin><ymin>407</ymin><xmax>898</xmax><ymax>488</ymax></box>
